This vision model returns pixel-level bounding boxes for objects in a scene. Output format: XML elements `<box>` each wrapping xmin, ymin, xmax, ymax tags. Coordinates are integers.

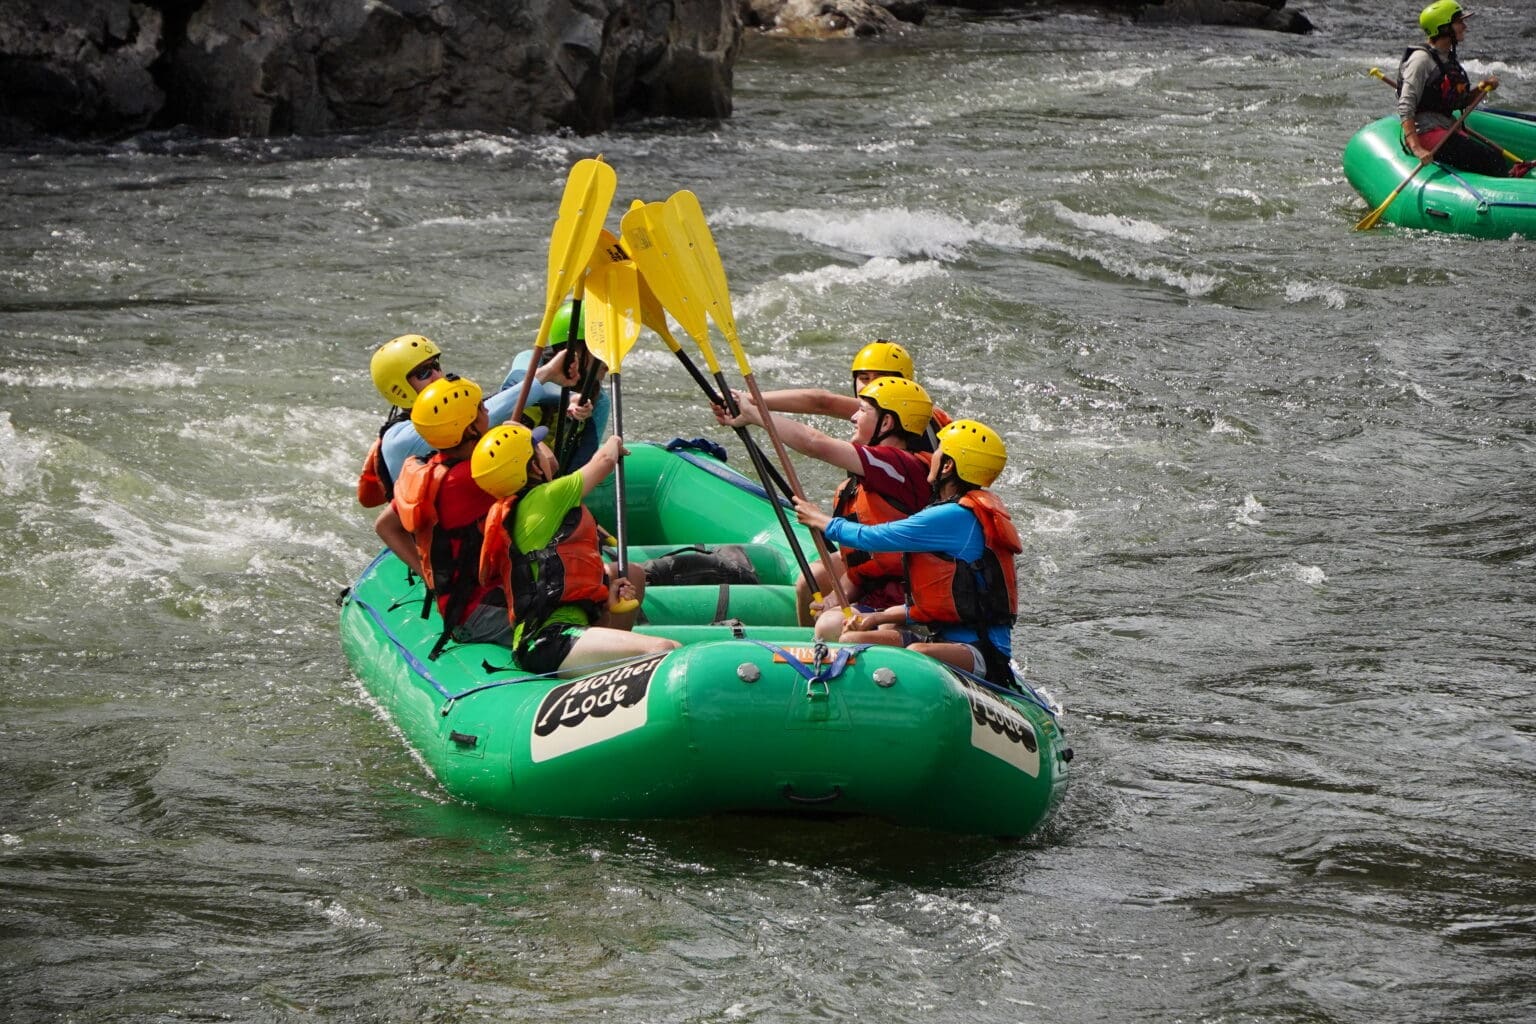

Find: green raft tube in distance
<box><xmin>339</xmin><ymin>441</ymin><xmax>1072</xmax><ymax>838</ymax></box>
<box><xmin>1343</xmin><ymin>110</ymin><xmax>1536</xmax><ymax>238</ymax></box>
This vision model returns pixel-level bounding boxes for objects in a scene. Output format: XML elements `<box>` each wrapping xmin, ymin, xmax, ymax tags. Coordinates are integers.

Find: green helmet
<box><xmin>1420</xmin><ymin>0</ymin><xmax>1464</xmax><ymax>39</ymax></box>
<box><xmin>549</xmin><ymin>299</ymin><xmax>584</xmax><ymax>347</ymax></box>
<box><xmin>858</xmin><ymin>376</ymin><xmax>934</xmax><ymax>436</ymax></box>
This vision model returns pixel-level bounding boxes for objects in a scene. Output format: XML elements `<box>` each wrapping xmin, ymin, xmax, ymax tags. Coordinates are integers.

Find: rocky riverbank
<box><xmin>0</xmin><ymin>0</ymin><xmax>1309</xmax><ymax>142</ymax></box>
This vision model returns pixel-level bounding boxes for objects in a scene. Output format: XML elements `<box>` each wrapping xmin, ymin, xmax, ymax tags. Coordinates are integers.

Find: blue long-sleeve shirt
<box><xmin>380</xmin><ymin>378</ymin><xmax>526</xmax><ymax>483</ymax></box>
<box><xmin>823</xmin><ymin>502</ymin><xmax>1013</xmax><ymax>655</ymax></box>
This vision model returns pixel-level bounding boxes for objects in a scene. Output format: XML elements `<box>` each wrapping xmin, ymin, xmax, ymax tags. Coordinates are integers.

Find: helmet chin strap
<box><xmin>870</xmin><ymin>410</ymin><xmax>898</xmax><ymax>447</ymax></box>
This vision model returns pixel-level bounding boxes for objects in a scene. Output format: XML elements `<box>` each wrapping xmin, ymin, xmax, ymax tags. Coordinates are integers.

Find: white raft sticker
<box><xmin>961</xmin><ymin>679</ymin><xmax>1041</xmax><ymax>778</ymax></box>
<box><xmin>529</xmin><ymin>654</ymin><xmax>665</xmax><ymax>763</ymax></box>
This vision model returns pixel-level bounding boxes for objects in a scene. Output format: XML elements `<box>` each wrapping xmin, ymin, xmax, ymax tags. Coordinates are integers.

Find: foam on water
<box><xmin>713</xmin><ymin>204</ymin><xmax>1033</xmax><ymax>260</ymax></box>
<box><xmin>0</xmin><ymin>412</ymin><xmax>47</xmax><ymax>498</ymax></box>
<box><xmin>1049</xmin><ymin>202</ymin><xmax>1174</xmax><ymax>244</ymax></box>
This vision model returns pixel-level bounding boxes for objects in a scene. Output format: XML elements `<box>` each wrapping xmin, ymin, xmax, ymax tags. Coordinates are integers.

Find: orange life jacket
<box><xmin>831</xmin><ymin>450</ymin><xmax>930</xmax><ymax>592</ymax></box>
<box><xmin>356</xmin><ymin>411</ymin><xmax>408</xmax><ymax>508</ymax></box>
<box><xmin>904</xmin><ymin>489</ymin><xmax>1021</xmax><ymax>629</ymax></box>
<box><xmin>480</xmin><ymin>497</ymin><xmax>609</xmax><ymax>632</ymax></box>
<box><xmin>393</xmin><ymin>454</ymin><xmax>485</xmax><ymax>636</ymax></box>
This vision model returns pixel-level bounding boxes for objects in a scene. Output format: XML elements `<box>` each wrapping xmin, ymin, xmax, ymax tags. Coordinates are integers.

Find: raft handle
<box><xmin>448</xmin><ymin>731</ymin><xmax>479</xmax><ymax>749</ymax></box>
<box><xmin>781</xmin><ymin>783</ymin><xmax>843</xmax><ymax>805</ymax></box>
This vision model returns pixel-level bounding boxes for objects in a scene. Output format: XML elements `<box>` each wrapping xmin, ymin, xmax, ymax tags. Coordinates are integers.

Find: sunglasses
<box><xmin>407</xmin><ymin>357</ymin><xmax>441</xmax><ymax>382</ymax></box>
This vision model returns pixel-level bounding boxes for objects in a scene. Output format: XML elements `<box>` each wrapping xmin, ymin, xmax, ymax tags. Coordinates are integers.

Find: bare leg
<box><xmin>559</xmin><ymin>627</ymin><xmax>679</xmax><ymax>677</ymax></box>
<box><xmin>837</xmin><ymin>626</ymin><xmax>905</xmax><ymax>647</ymax></box>
<box><xmin>909</xmin><ymin>641</ymin><xmax>980</xmax><ymax>674</ymax></box>
<box><xmin>793</xmin><ymin>559</ymin><xmax>836</xmax><ymax>627</ymax></box>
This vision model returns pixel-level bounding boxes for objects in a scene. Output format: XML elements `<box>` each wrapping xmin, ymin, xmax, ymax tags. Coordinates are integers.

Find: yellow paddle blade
<box><xmin>539</xmin><ymin>157</ymin><xmax>617</xmax><ymax>337</ymax></box>
<box><xmin>590</xmin><ymin>227</ymin><xmax>681</xmax><ymax>353</ymax></box>
<box><xmin>513</xmin><ymin>157</ymin><xmax>617</xmax><ymax>423</ymax></box>
<box><xmin>636</xmin><ymin>270</ymin><xmax>682</xmax><ymax>353</ymax></box>
<box><xmin>586</xmin><ymin>227</ymin><xmax>628</xmax><ymax>277</ymax></box>
<box><xmin>583</xmin><ymin>259</ymin><xmax>642</xmax><ymax>374</ymax></box>
<box><xmin>662</xmin><ymin>190</ymin><xmax>752</xmax><ymax>378</ymax></box>
<box><xmin>620</xmin><ymin>200</ymin><xmax>717</xmax><ymax>370</ymax></box>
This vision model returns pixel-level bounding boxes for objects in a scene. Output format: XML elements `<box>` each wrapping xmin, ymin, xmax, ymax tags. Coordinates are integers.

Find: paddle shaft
<box><xmin>1356</xmin><ymin>84</ymin><xmax>1492</xmax><ymax>230</ymax></box>
<box><xmin>606</xmin><ymin>372</ymin><xmax>639</xmax><ymax>614</ymax></box>
<box><xmin>712</xmin><ymin>371</ymin><xmax>822</xmax><ymax>593</ymax></box>
<box><xmin>555</xmin><ymin>350</ymin><xmax>604</xmax><ymax>469</ymax></box>
<box><xmin>1369</xmin><ymin>68</ymin><xmax>1522</xmax><ymax>162</ymax></box>
<box><xmin>738</xmin><ymin>370</ymin><xmax>851</xmax><ymax>610</ymax></box>
<box><xmin>672</xmin><ymin>355</ymin><xmax>795</xmax><ymax>499</ymax></box>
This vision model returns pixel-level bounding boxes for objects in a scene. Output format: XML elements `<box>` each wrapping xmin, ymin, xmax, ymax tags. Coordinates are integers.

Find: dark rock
<box><xmin>1136</xmin><ymin>0</ymin><xmax>1312</xmax><ymax>33</ymax></box>
<box><xmin>0</xmin><ymin>0</ymin><xmax>164</xmax><ymax>139</ymax></box>
<box><xmin>0</xmin><ymin>0</ymin><xmax>742</xmax><ymax>141</ymax></box>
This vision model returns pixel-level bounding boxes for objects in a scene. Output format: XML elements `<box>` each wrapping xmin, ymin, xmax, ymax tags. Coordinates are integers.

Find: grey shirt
<box><xmin>1397</xmin><ymin>47</ymin><xmax>1456</xmax><ymax>132</ymax></box>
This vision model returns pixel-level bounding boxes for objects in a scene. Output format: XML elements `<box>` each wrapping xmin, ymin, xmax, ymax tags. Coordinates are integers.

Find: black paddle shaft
<box><xmin>711</xmin><ymin>370</ymin><xmax>819</xmax><ymax>592</ymax></box>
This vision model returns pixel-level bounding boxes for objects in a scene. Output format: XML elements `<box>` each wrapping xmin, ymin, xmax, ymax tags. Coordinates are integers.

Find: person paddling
<box><xmin>373</xmin><ymin>377</ymin><xmax>512</xmax><ymax>657</ymax></box>
<box><xmin>472</xmin><ymin>424</ymin><xmax>678</xmax><ymax>678</ymax></box>
<box><xmin>502</xmin><ymin>300</ymin><xmax>612</xmax><ymax>472</ymax></box>
<box><xmin>1398</xmin><ymin>2</ymin><xmax>1533</xmax><ymax>178</ymax></box>
<box><xmin>715</xmin><ymin>376</ymin><xmax>935</xmax><ymax>630</ymax></box>
<box><xmin>756</xmin><ymin>340</ymin><xmax>951</xmax><ymax>449</ymax></box>
<box><xmin>358</xmin><ymin>333</ymin><xmax>528</xmax><ymax>508</ymax></box>
<box><xmin>793</xmin><ymin>420</ymin><xmax>1023</xmax><ymax>689</ymax></box>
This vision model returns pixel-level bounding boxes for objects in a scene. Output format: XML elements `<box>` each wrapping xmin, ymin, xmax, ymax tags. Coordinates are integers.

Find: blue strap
<box><xmin>348</xmin><ymin>595</ymin><xmax>454</xmax><ymax>699</ymax></box>
<box><xmin>745</xmin><ymin>640</ymin><xmax>869</xmax><ymax>682</ymax></box>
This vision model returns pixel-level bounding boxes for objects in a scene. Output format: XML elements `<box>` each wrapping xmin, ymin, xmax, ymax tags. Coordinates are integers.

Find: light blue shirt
<box><xmin>823</xmin><ymin>501</ymin><xmax>1012</xmax><ymax>654</ymax></box>
<box><xmin>379</xmin><ymin>371</ymin><xmax>525</xmax><ymax>482</ymax></box>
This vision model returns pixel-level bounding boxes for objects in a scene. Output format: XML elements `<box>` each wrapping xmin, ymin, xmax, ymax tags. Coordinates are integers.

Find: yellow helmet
<box><xmin>411</xmin><ymin>377</ymin><xmax>484</xmax><ymax>450</ymax></box>
<box><xmin>858</xmin><ymin>376</ymin><xmax>933</xmax><ymax>436</ymax></box>
<box><xmin>935</xmin><ymin>420</ymin><xmax>1007</xmax><ymax>487</ymax></box>
<box><xmin>370</xmin><ymin>334</ymin><xmax>442</xmax><ymax>408</ymax></box>
<box><xmin>850</xmin><ymin>339</ymin><xmax>914</xmax><ymax>381</ymax></box>
<box><xmin>471</xmin><ymin>423</ymin><xmax>538</xmax><ymax>498</ymax></box>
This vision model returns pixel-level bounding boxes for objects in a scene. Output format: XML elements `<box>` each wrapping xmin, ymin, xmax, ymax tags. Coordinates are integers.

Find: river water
<box><xmin>3</xmin><ymin>2</ymin><xmax>1533</xmax><ymax>1021</ymax></box>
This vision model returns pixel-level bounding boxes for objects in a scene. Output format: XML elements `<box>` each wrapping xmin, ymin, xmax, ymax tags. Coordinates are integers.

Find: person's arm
<box><xmin>715</xmin><ymin>394</ymin><xmax>863</xmax><ymax>473</ymax></box>
<box><xmin>577</xmin><ymin>434</ymin><xmax>626</xmax><ymax>497</ymax></box>
<box><xmin>758</xmin><ymin>387</ymin><xmax>860</xmax><ymax>419</ymax></box>
<box><xmin>380</xmin><ymin>419</ymin><xmax>431</xmax><ymax>482</ymax></box>
<box><xmin>374</xmin><ymin>504</ymin><xmax>423</xmax><ymax>576</ymax></box>
<box><xmin>846</xmin><ymin>604</ymin><xmax>908</xmax><ymax>631</ymax></box>
<box><xmin>798</xmin><ymin>499</ymin><xmax>979</xmax><ymax>557</ymax></box>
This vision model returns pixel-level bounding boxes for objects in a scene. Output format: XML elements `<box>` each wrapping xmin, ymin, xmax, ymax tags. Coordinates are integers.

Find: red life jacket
<box><xmin>393</xmin><ymin>454</ymin><xmax>486</xmax><ymax>638</ymax></box>
<box><xmin>1399</xmin><ymin>44</ymin><xmax>1472</xmax><ymax>118</ymax></box>
<box><xmin>480</xmin><ymin>497</ymin><xmax>609</xmax><ymax>632</ymax></box>
<box><xmin>904</xmin><ymin>489</ymin><xmax>1021</xmax><ymax>629</ymax></box>
<box><xmin>831</xmin><ymin>449</ymin><xmax>929</xmax><ymax>593</ymax></box>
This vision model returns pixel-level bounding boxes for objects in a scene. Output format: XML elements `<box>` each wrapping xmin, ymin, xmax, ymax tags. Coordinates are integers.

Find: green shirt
<box><xmin>511</xmin><ymin>472</ymin><xmax>596</xmax><ymax>633</ymax></box>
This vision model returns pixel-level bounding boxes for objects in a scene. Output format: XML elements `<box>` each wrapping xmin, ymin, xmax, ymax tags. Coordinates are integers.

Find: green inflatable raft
<box><xmin>1343</xmin><ymin>111</ymin><xmax>1536</xmax><ymax>238</ymax></box>
<box><xmin>339</xmin><ymin>441</ymin><xmax>1072</xmax><ymax>837</ymax></box>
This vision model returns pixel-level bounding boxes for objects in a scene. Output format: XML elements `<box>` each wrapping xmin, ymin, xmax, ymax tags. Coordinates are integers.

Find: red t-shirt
<box><xmin>433</xmin><ymin>460</ymin><xmax>498</xmax><ymax>615</ymax></box>
<box><xmin>846</xmin><ymin>443</ymin><xmax>931</xmax><ymax>608</ymax></box>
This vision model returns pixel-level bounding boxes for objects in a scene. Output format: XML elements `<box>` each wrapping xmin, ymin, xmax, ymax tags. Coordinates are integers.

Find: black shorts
<box><xmin>516</xmin><ymin>621</ymin><xmax>584</xmax><ymax>675</ymax></box>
